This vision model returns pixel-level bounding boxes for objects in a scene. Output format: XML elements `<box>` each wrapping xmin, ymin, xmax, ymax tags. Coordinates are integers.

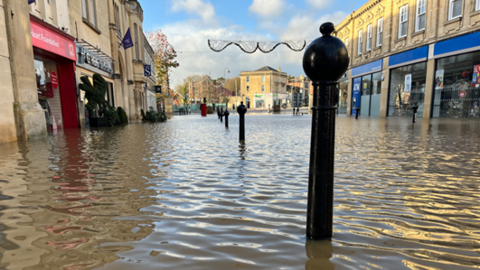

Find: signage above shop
<box><xmin>389</xmin><ymin>46</ymin><xmax>428</xmax><ymax>68</ymax></box>
<box><xmin>154</xmin><ymin>85</ymin><xmax>162</xmax><ymax>93</ymax></box>
<box><xmin>351</xmin><ymin>59</ymin><xmax>383</xmax><ymax>77</ymax></box>
<box><xmin>76</xmin><ymin>45</ymin><xmax>113</xmax><ymax>74</ymax></box>
<box><xmin>30</xmin><ymin>20</ymin><xmax>77</xmax><ymax>61</ymax></box>
<box><xmin>434</xmin><ymin>32</ymin><xmax>480</xmax><ymax>59</ymax></box>
<box><xmin>144</xmin><ymin>65</ymin><xmax>152</xmax><ymax>76</ymax></box>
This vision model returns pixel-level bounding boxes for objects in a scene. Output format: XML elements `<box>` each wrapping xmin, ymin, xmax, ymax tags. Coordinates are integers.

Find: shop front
<box><xmin>351</xmin><ymin>59</ymin><xmax>383</xmax><ymax>116</ymax></box>
<box><xmin>254</xmin><ymin>94</ymin><xmax>265</xmax><ymax>108</ymax></box>
<box><xmin>31</xmin><ymin>15</ymin><xmax>78</xmax><ymax>130</ymax></box>
<box><xmin>387</xmin><ymin>46</ymin><xmax>428</xmax><ymax>118</ymax></box>
<box><xmin>338</xmin><ymin>73</ymin><xmax>348</xmax><ymax>114</ymax></box>
<box><xmin>432</xmin><ymin>32</ymin><xmax>480</xmax><ymax>119</ymax></box>
<box><xmin>75</xmin><ymin>41</ymin><xmax>115</xmax><ymax>127</ymax></box>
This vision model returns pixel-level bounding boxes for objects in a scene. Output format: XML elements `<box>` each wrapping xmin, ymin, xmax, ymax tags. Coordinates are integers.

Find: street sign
<box><xmin>154</xmin><ymin>85</ymin><xmax>162</xmax><ymax>93</ymax></box>
<box><xmin>144</xmin><ymin>65</ymin><xmax>151</xmax><ymax>76</ymax></box>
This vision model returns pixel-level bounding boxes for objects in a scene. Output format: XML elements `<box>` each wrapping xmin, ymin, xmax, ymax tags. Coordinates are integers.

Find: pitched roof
<box><xmin>255</xmin><ymin>66</ymin><xmax>278</xmax><ymax>72</ymax></box>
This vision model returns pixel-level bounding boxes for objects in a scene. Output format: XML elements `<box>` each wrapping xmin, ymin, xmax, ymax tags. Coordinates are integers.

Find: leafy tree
<box><xmin>146</xmin><ymin>29</ymin><xmax>179</xmax><ymax>96</ymax></box>
<box><xmin>79</xmin><ymin>74</ymin><xmax>108</xmax><ymax>114</ymax></box>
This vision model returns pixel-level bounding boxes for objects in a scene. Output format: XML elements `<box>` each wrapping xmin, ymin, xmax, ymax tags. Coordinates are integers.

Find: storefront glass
<box><xmin>432</xmin><ymin>52</ymin><xmax>480</xmax><ymax>119</ymax></box>
<box><xmin>388</xmin><ymin>62</ymin><xmax>427</xmax><ymax>117</ymax></box>
<box><xmin>35</xmin><ymin>57</ymin><xmax>62</xmax><ymax>129</ymax></box>
<box><xmin>351</xmin><ymin>71</ymin><xmax>382</xmax><ymax>116</ymax></box>
<box><xmin>338</xmin><ymin>76</ymin><xmax>348</xmax><ymax>114</ymax></box>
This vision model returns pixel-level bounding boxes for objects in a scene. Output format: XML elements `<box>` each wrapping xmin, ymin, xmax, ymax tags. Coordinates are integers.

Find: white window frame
<box><xmin>376</xmin><ymin>18</ymin><xmax>383</xmax><ymax>47</ymax></box>
<box><xmin>262</xmin><ymin>85</ymin><xmax>265</xmax><ymax>92</ymax></box>
<box><xmin>247</xmin><ymin>76</ymin><xmax>250</xmax><ymax>82</ymax></box>
<box><xmin>345</xmin><ymin>38</ymin><xmax>349</xmax><ymax>47</ymax></box>
<box><xmin>262</xmin><ymin>76</ymin><xmax>265</xmax><ymax>82</ymax></box>
<box><xmin>398</xmin><ymin>5</ymin><xmax>408</xmax><ymax>38</ymax></box>
<box><xmin>89</xmin><ymin>0</ymin><xmax>96</xmax><ymax>26</ymax></box>
<box><xmin>476</xmin><ymin>0</ymin><xmax>480</xmax><ymax>11</ymax></box>
<box><xmin>366</xmin><ymin>24</ymin><xmax>373</xmax><ymax>51</ymax></box>
<box><xmin>358</xmin><ymin>30</ymin><xmax>363</xmax><ymax>55</ymax></box>
<box><xmin>82</xmin><ymin>0</ymin><xmax>88</xmax><ymax>19</ymax></box>
<box><xmin>415</xmin><ymin>0</ymin><xmax>426</xmax><ymax>32</ymax></box>
<box><xmin>448</xmin><ymin>0</ymin><xmax>463</xmax><ymax>20</ymax></box>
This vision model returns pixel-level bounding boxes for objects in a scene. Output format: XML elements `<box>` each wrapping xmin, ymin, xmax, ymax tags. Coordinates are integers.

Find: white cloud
<box><xmin>306</xmin><ymin>0</ymin><xmax>330</xmax><ymax>9</ymax></box>
<box><xmin>172</xmin><ymin>0</ymin><xmax>215</xmax><ymax>21</ymax></box>
<box><xmin>248</xmin><ymin>0</ymin><xmax>286</xmax><ymax>18</ymax></box>
<box><xmin>281</xmin><ymin>11</ymin><xmax>347</xmax><ymax>41</ymax></box>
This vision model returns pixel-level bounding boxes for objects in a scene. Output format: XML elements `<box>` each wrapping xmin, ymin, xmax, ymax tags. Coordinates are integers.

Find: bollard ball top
<box><xmin>303</xmin><ymin>22</ymin><xmax>350</xmax><ymax>82</ymax></box>
<box><xmin>237</xmin><ymin>101</ymin><xmax>247</xmax><ymax>115</ymax></box>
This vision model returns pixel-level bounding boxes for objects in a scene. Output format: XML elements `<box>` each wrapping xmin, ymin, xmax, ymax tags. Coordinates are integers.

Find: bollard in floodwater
<box><xmin>293</xmin><ymin>107</ymin><xmax>296</xmax><ymax>115</ymax></box>
<box><xmin>355</xmin><ymin>107</ymin><xmax>360</xmax><ymax>119</ymax></box>
<box><xmin>302</xmin><ymin>22</ymin><xmax>349</xmax><ymax>240</ymax></box>
<box><xmin>224</xmin><ymin>109</ymin><xmax>230</xmax><ymax>128</ymax></box>
<box><xmin>237</xmin><ymin>102</ymin><xmax>247</xmax><ymax>141</ymax></box>
<box><xmin>411</xmin><ymin>103</ymin><xmax>419</xmax><ymax>123</ymax></box>
<box><xmin>220</xmin><ymin>108</ymin><xmax>224</xmax><ymax>122</ymax></box>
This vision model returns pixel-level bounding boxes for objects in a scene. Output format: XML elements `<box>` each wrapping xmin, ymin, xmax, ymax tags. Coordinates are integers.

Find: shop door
<box><xmin>361</xmin><ymin>74</ymin><xmax>372</xmax><ymax>116</ymax></box>
<box><xmin>351</xmin><ymin>77</ymin><xmax>361</xmax><ymax>115</ymax></box>
<box><xmin>370</xmin><ymin>72</ymin><xmax>382</xmax><ymax>116</ymax></box>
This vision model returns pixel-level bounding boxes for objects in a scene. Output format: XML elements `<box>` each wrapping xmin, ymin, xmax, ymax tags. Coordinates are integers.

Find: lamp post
<box><xmin>302</xmin><ymin>22</ymin><xmax>349</xmax><ymax>240</ymax></box>
<box><xmin>224</xmin><ymin>68</ymin><xmax>230</xmax><ymax>104</ymax></box>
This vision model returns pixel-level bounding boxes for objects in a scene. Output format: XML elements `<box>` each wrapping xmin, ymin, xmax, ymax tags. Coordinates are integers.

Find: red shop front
<box><xmin>31</xmin><ymin>15</ymin><xmax>79</xmax><ymax>129</ymax></box>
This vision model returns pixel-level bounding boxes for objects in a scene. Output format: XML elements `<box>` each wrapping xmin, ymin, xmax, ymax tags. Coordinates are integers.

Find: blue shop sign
<box><xmin>389</xmin><ymin>46</ymin><xmax>428</xmax><ymax>68</ymax></box>
<box><xmin>434</xmin><ymin>31</ymin><xmax>480</xmax><ymax>58</ymax></box>
<box><xmin>351</xmin><ymin>77</ymin><xmax>362</xmax><ymax>115</ymax></box>
<box><xmin>144</xmin><ymin>65</ymin><xmax>152</xmax><ymax>77</ymax></box>
<box><xmin>351</xmin><ymin>59</ymin><xmax>383</xmax><ymax>77</ymax></box>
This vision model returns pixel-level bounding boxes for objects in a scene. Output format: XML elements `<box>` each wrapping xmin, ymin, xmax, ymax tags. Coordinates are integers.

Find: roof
<box><xmin>255</xmin><ymin>66</ymin><xmax>278</xmax><ymax>72</ymax></box>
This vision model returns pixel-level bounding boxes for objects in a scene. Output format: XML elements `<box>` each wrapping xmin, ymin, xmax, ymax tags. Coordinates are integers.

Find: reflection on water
<box><xmin>0</xmin><ymin>116</ymin><xmax>480</xmax><ymax>269</ymax></box>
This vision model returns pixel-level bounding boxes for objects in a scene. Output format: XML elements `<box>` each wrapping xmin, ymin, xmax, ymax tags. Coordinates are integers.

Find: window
<box><xmin>247</xmin><ymin>76</ymin><xmax>250</xmax><ymax>82</ymax></box>
<box><xmin>247</xmin><ymin>86</ymin><xmax>250</xmax><ymax>92</ymax></box>
<box><xmin>262</xmin><ymin>85</ymin><xmax>265</xmax><ymax>92</ymax></box>
<box><xmin>262</xmin><ymin>76</ymin><xmax>265</xmax><ymax>82</ymax></box>
<box><xmin>377</xmin><ymin>18</ymin><xmax>383</xmax><ymax>46</ymax></box>
<box><xmin>345</xmin><ymin>38</ymin><xmax>349</xmax><ymax>47</ymax></box>
<box><xmin>476</xmin><ymin>0</ymin><xmax>480</xmax><ymax>11</ymax></box>
<box><xmin>449</xmin><ymin>0</ymin><xmax>462</xmax><ymax>20</ymax></box>
<box><xmin>416</xmin><ymin>0</ymin><xmax>426</xmax><ymax>31</ymax></box>
<box><xmin>82</xmin><ymin>0</ymin><xmax>87</xmax><ymax>18</ymax></box>
<box><xmin>89</xmin><ymin>0</ymin><xmax>96</xmax><ymax>26</ymax></box>
<box><xmin>399</xmin><ymin>5</ymin><xmax>408</xmax><ymax>38</ymax></box>
<box><xmin>358</xmin><ymin>30</ymin><xmax>363</xmax><ymax>55</ymax></box>
<box><xmin>134</xmin><ymin>23</ymin><xmax>139</xmax><ymax>60</ymax></box>
<box><xmin>367</xmin><ymin>24</ymin><xmax>372</xmax><ymax>51</ymax></box>
<box><xmin>114</xmin><ymin>4</ymin><xmax>121</xmax><ymax>35</ymax></box>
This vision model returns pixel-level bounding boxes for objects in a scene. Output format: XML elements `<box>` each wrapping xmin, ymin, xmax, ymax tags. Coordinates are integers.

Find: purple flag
<box><xmin>122</xmin><ymin>28</ymin><xmax>134</xmax><ymax>49</ymax></box>
<box><xmin>28</xmin><ymin>0</ymin><xmax>36</xmax><ymax>4</ymax></box>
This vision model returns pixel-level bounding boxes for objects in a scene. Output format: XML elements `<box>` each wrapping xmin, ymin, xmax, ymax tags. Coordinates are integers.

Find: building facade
<box><xmin>0</xmin><ymin>0</ymin><xmax>154</xmax><ymax>144</ymax></box>
<box><xmin>144</xmin><ymin>33</ymin><xmax>158</xmax><ymax>112</ymax></box>
<box><xmin>240</xmin><ymin>66</ymin><xmax>288</xmax><ymax>109</ymax></box>
<box><xmin>336</xmin><ymin>0</ymin><xmax>480</xmax><ymax>119</ymax></box>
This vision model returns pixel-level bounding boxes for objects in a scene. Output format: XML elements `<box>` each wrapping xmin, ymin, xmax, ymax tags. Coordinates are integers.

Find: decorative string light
<box><xmin>208</xmin><ymin>40</ymin><xmax>308</xmax><ymax>53</ymax></box>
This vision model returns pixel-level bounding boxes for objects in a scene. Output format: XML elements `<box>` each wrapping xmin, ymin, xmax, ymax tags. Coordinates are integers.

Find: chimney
<box><xmin>277</xmin><ymin>66</ymin><xmax>281</xmax><ymax>72</ymax></box>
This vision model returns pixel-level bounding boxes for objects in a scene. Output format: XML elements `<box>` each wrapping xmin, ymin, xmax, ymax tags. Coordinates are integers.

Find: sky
<box><xmin>139</xmin><ymin>0</ymin><xmax>362</xmax><ymax>88</ymax></box>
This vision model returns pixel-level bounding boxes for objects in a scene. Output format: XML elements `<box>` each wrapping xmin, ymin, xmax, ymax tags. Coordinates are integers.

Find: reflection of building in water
<box><xmin>336</xmin><ymin>0</ymin><xmax>480</xmax><ymax>120</ymax></box>
<box><xmin>0</xmin><ymin>129</ymin><xmax>156</xmax><ymax>269</ymax></box>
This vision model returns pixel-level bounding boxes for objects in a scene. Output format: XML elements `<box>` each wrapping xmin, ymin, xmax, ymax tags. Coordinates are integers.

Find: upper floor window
<box><xmin>345</xmin><ymin>38</ymin><xmax>349</xmax><ymax>47</ymax></box>
<box><xmin>367</xmin><ymin>24</ymin><xmax>373</xmax><ymax>51</ymax></box>
<box><xmin>247</xmin><ymin>76</ymin><xmax>250</xmax><ymax>82</ymax></box>
<box><xmin>82</xmin><ymin>0</ymin><xmax>97</xmax><ymax>27</ymax></box>
<box><xmin>262</xmin><ymin>85</ymin><xmax>265</xmax><ymax>92</ymax></box>
<box><xmin>358</xmin><ymin>30</ymin><xmax>363</xmax><ymax>55</ymax></box>
<box><xmin>262</xmin><ymin>76</ymin><xmax>265</xmax><ymax>82</ymax></box>
<box><xmin>476</xmin><ymin>0</ymin><xmax>480</xmax><ymax>11</ymax></box>
<box><xmin>247</xmin><ymin>86</ymin><xmax>250</xmax><ymax>92</ymax></box>
<box><xmin>377</xmin><ymin>18</ymin><xmax>383</xmax><ymax>46</ymax></box>
<box><xmin>416</xmin><ymin>0</ymin><xmax>426</xmax><ymax>31</ymax></box>
<box><xmin>134</xmin><ymin>23</ymin><xmax>139</xmax><ymax>60</ymax></box>
<box><xmin>449</xmin><ymin>0</ymin><xmax>462</xmax><ymax>20</ymax></box>
<box><xmin>399</xmin><ymin>5</ymin><xmax>408</xmax><ymax>38</ymax></box>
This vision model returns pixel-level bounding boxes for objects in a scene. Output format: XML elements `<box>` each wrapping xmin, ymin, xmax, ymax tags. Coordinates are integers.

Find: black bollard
<box><xmin>302</xmin><ymin>22</ymin><xmax>349</xmax><ymax>240</ymax></box>
<box><xmin>220</xmin><ymin>108</ymin><xmax>224</xmax><ymax>122</ymax></box>
<box><xmin>411</xmin><ymin>103</ymin><xmax>419</xmax><ymax>123</ymax></box>
<box><xmin>224</xmin><ymin>109</ymin><xmax>230</xmax><ymax>128</ymax></box>
<box><xmin>355</xmin><ymin>107</ymin><xmax>360</xmax><ymax>119</ymax></box>
<box><xmin>293</xmin><ymin>107</ymin><xmax>296</xmax><ymax>115</ymax></box>
<box><xmin>237</xmin><ymin>101</ymin><xmax>247</xmax><ymax>141</ymax></box>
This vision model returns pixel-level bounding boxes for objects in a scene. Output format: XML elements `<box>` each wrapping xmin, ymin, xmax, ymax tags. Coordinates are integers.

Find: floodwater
<box><xmin>0</xmin><ymin>115</ymin><xmax>480</xmax><ymax>270</ymax></box>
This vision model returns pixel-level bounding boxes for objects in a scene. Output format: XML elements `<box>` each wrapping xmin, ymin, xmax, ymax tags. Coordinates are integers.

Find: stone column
<box><xmin>346</xmin><ymin>69</ymin><xmax>352</xmax><ymax>115</ymax></box>
<box><xmin>379</xmin><ymin>57</ymin><xmax>390</xmax><ymax>117</ymax></box>
<box><xmin>3</xmin><ymin>0</ymin><xmax>47</xmax><ymax>141</ymax></box>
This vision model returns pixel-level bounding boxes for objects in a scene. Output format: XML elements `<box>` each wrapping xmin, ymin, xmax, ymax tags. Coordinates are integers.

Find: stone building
<box><xmin>240</xmin><ymin>66</ymin><xmax>288</xmax><ymax>109</ymax></box>
<box><xmin>335</xmin><ymin>0</ymin><xmax>480</xmax><ymax>119</ymax></box>
<box><xmin>144</xmin><ymin>33</ymin><xmax>158</xmax><ymax>112</ymax></box>
<box><xmin>0</xmin><ymin>0</ymin><xmax>153</xmax><ymax>144</ymax></box>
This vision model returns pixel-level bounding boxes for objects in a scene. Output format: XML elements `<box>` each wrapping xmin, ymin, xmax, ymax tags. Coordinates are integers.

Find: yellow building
<box><xmin>335</xmin><ymin>0</ymin><xmax>480</xmax><ymax>120</ymax></box>
<box><xmin>240</xmin><ymin>66</ymin><xmax>288</xmax><ymax>109</ymax></box>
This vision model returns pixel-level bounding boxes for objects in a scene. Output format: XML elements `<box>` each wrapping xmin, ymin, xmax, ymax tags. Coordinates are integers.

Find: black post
<box><xmin>411</xmin><ymin>103</ymin><xmax>419</xmax><ymax>123</ymax></box>
<box><xmin>224</xmin><ymin>109</ymin><xmax>229</xmax><ymax>128</ymax></box>
<box><xmin>355</xmin><ymin>107</ymin><xmax>360</xmax><ymax>119</ymax></box>
<box><xmin>220</xmin><ymin>108</ymin><xmax>224</xmax><ymax>122</ymax></box>
<box><xmin>237</xmin><ymin>101</ymin><xmax>247</xmax><ymax>141</ymax></box>
<box><xmin>293</xmin><ymin>107</ymin><xmax>296</xmax><ymax>115</ymax></box>
<box><xmin>302</xmin><ymin>22</ymin><xmax>349</xmax><ymax>240</ymax></box>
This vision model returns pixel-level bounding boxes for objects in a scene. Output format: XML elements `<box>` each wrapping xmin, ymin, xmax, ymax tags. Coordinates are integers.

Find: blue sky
<box><xmin>138</xmin><ymin>0</ymin><xmax>359</xmax><ymax>87</ymax></box>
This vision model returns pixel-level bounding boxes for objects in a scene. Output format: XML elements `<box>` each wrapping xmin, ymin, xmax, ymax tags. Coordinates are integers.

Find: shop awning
<box><xmin>77</xmin><ymin>39</ymin><xmax>118</xmax><ymax>63</ymax></box>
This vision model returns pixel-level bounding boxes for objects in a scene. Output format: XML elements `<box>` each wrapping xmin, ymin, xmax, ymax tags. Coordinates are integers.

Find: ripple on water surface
<box><xmin>0</xmin><ymin>115</ymin><xmax>479</xmax><ymax>269</ymax></box>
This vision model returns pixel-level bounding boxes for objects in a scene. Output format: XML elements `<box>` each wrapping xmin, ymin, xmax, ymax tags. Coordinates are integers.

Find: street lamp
<box><xmin>224</xmin><ymin>68</ymin><xmax>230</xmax><ymax>107</ymax></box>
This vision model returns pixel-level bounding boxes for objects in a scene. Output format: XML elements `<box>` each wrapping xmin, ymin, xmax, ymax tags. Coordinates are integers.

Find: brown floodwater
<box><xmin>0</xmin><ymin>115</ymin><xmax>479</xmax><ymax>270</ymax></box>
